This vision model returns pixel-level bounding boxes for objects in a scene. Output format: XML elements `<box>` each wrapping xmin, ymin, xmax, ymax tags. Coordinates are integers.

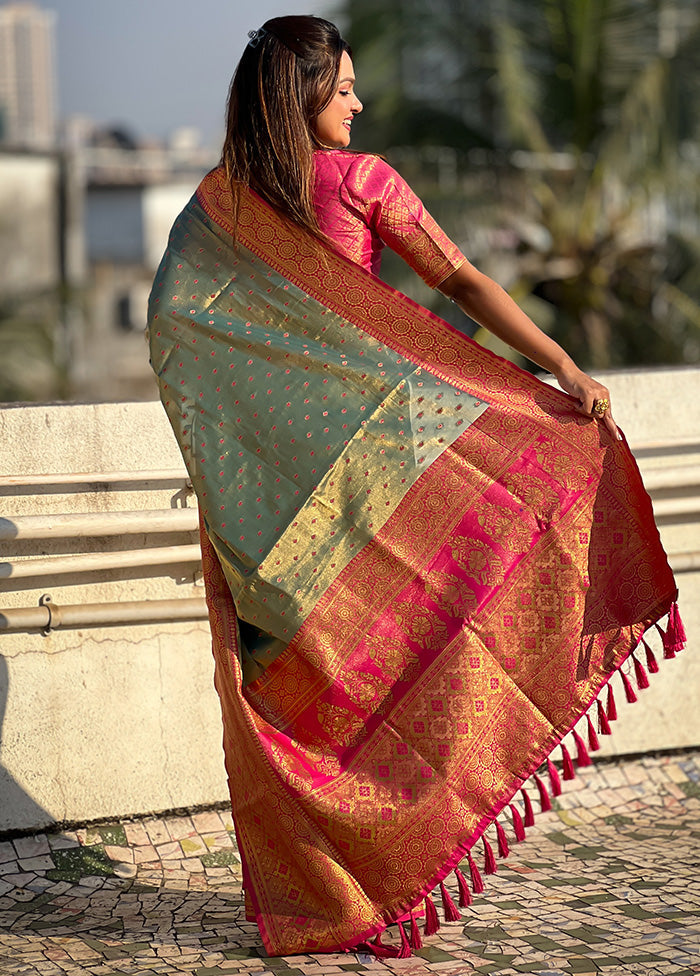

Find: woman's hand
<box><xmin>554</xmin><ymin>364</ymin><xmax>620</xmax><ymax>440</ymax></box>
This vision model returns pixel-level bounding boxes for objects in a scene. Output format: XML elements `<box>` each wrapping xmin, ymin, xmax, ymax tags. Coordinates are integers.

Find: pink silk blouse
<box><xmin>313</xmin><ymin>150</ymin><xmax>466</xmax><ymax>289</ymax></box>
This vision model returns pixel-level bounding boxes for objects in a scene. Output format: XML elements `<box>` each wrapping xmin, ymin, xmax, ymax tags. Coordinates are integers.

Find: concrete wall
<box><xmin>0</xmin><ymin>401</ymin><xmax>224</xmax><ymax>834</ymax></box>
<box><xmin>581</xmin><ymin>368</ymin><xmax>699</xmax><ymax>758</ymax></box>
<box><xmin>0</xmin><ymin>367</ymin><xmax>698</xmax><ymax>833</ymax></box>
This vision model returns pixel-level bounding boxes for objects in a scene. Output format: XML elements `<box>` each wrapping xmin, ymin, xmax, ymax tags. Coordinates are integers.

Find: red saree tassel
<box><xmin>409</xmin><ymin>911</ymin><xmax>423</xmax><ymax>949</ymax></box>
<box><xmin>620</xmin><ymin>669</ymin><xmax>638</xmax><ymax>703</ymax></box>
<box><xmin>547</xmin><ymin>757</ymin><xmax>562</xmax><ymax>796</ymax></box>
<box><xmin>496</xmin><ymin>820</ymin><xmax>510</xmax><ymax>858</ymax></box>
<box><xmin>586</xmin><ymin>714</ymin><xmax>601</xmax><ymax>752</ymax></box>
<box><xmin>606</xmin><ymin>684</ymin><xmax>618</xmax><ymax>721</ymax></box>
<box><xmin>468</xmin><ymin>852</ymin><xmax>485</xmax><ymax>893</ymax></box>
<box><xmin>510</xmin><ymin>802</ymin><xmax>526</xmax><ymax>840</ymax></box>
<box><xmin>483</xmin><ymin>835</ymin><xmax>498</xmax><ymax>874</ymax></box>
<box><xmin>597</xmin><ymin>699</ymin><xmax>612</xmax><ymax>735</ymax></box>
<box><xmin>398</xmin><ymin>921</ymin><xmax>412</xmax><ymax>958</ymax></box>
<box><xmin>666</xmin><ymin>603</ymin><xmax>688</xmax><ymax>651</ymax></box>
<box><xmin>655</xmin><ymin>622</ymin><xmax>674</xmax><ymax>659</ymax></box>
<box><xmin>665</xmin><ymin>602</ymin><xmax>687</xmax><ymax>655</ymax></box>
<box><xmin>632</xmin><ymin>652</ymin><xmax>650</xmax><ymax>690</ymax></box>
<box><xmin>454</xmin><ymin>867</ymin><xmax>472</xmax><ymax>907</ymax></box>
<box><xmin>440</xmin><ymin>881</ymin><xmax>461</xmax><ymax>921</ymax></box>
<box><xmin>572</xmin><ymin>728</ymin><xmax>592</xmax><ymax>767</ymax></box>
<box><xmin>560</xmin><ymin>743</ymin><xmax>575</xmax><ymax>781</ymax></box>
<box><xmin>521</xmin><ymin>788</ymin><xmax>535</xmax><ymax>827</ymax></box>
<box><xmin>362</xmin><ymin>932</ymin><xmax>400</xmax><ymax>959</ymax></box>
<box><xmin>534</xmin><ymin>773</ymin><xmax>552</xmax><ymax>812</ymax></box>
<box><xmin>423</xmin><ymin>894</ymin><xmax>440</xmax><ymax>936</ymax></box>
<box><xmin>643</xmin><ymin>638</ymin><xmax>659</xmax><ymax>674</ymax></box>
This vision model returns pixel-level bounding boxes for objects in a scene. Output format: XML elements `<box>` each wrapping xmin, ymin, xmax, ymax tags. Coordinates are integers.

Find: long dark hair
<box><xmin>221</xmin><ymin>16</ymin><xmax>351</xmax><ymax>240</ymax></box>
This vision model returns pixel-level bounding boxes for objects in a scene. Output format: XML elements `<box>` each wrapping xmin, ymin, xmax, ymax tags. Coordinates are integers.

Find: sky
<box><xmin>40</xmin><ymin>0</ymin><xmax>340</xmax><ymax>146</ymax></box>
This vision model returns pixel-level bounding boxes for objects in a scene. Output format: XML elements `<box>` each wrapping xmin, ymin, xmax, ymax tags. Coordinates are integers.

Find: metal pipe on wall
<box><xmin>0</xmin><ymin>469</ymin><xmax>189</xmax><ymax>488</ymax></box>
<box><xmin>0</xmin><ymin>508</ymin><xmax>199</xmax><ymax>541</ymax></box>
<box><xmin>0</xmin><ymin>597</ymin><xmax>208</xmax><ymax>632</ymax></box>
<box><xmin>1</xmin><ymin>544</ymin><xmax>202</xmax><ymax>580</ymax></box>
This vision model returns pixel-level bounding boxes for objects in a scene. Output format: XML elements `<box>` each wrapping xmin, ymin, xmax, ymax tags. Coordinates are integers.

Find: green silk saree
<box><xmin>147</xmin><ymin>168</ymin><xmax>683</xmax><ymax>957</ymax></box>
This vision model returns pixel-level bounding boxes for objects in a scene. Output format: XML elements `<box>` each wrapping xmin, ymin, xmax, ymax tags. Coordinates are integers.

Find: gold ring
<box><xmin>593</xmin><ymin>398</ymin><xmax>610</xmax><ymax>416</ymax></box>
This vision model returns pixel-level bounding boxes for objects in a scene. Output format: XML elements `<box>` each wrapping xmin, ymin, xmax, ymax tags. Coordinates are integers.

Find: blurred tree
<box><xmin>337</xmin><ymin>0</ymin><xmax>700</xmax><ymax>369</ymax></box>
<box><xmin>0</xmin><ymin>296</ymin><xmax>67</xmax><ymax>402</ymax></box>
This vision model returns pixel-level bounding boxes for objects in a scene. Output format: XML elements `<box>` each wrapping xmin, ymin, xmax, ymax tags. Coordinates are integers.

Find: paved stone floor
<box><xmin>0</xmin><ymin>753</ymin><xmax>698</xmax><ymax>976</ymax></box>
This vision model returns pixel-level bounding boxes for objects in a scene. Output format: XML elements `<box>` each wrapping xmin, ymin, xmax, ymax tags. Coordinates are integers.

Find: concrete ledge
<box><xmin>0</xmin><ymin>367</ymin><xmax>698</xmax><ymax>832</ymax></box>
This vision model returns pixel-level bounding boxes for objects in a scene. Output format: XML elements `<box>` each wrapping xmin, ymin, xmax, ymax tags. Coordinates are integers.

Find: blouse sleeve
<box><xmin>340</xmin><ymin>154</ymin><xmax>466</xmax><ymax>288</ymax></box>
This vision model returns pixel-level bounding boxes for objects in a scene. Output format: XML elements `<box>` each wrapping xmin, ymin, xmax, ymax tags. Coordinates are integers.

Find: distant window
<box><xmin>116</xmin><ymin>293</ymin><xmax>135</xmax><ymax>331</ymax></box>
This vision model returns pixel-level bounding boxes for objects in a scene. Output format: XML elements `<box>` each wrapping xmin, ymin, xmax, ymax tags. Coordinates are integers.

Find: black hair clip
<box><xmin>247</xmin><ymin>27</ymin><xmax>268</xmax><ymax>48</ymax></box>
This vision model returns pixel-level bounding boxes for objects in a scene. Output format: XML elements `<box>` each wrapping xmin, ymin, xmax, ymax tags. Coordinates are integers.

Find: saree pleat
<box><xmin>148</xmin><ymin>168</ymin><xmax>682</xmax><ymax>956</ymax></box>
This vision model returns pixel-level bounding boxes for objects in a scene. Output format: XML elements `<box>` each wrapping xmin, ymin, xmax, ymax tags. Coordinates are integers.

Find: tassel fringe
<box><xmin>424</xmin><ymin>894</ymin><xmax>440</xmax><ymax>936</ymax></box>
<box><xmin>655</xmin><ymin>622</ymin><xmax>674</xmax><ymax>659</ymax></box>
<box><xmin>468</xmin><ymin>852</ymin><xmax>485</xmax><ymax>893</ymax></box>
<box><xmin>454</xmin><ymin>867</ymin><xmax>472</xmax><ymax>907</ymax></box>
<box><xmin>572</xmin><ymin>729</ymin><xmax>592</xmax><ymax>767</ymax></box>
<box><xmin>483</xmin><ymin>835</ymin><xmax>497</xmax><ymax>874</ymax></box>
<box><xmin>597</xmin><ymin>699</ymin><xmax>612</xmax><ymax>736</ymax></box>
<box><xmin>534</xmin><ymin>773</ymin><xmax>552</xmax><ymax>812</ymax></box>
<box><xmin>642</xmin><ymin>638</ymin><xmax>659</xmax><ymax>674</ymax></box>
<box><xmin>521</xmin><ymin>787</ymin><xmax>535</xmax><ymax>827</ymax></box>
<box><xmin>606</xmin><ymin>684</ymin><xmax>617</xmax><ymax>721</ymax></box>
<box><xmin>547</xmin><ymin>757</ymin><xmax>562</xmax><ymax>796</ymax></box>
<box><xmin>440</xmin><ymin>881</ymin><xmax>461</xmax><ymax>921</ymax></box>
<box><xmin>496</xmin><ymin>820</ymin><xmax>510</xmax><ymax>858</ymax></box>
<box><xmin>561</xmin><ymin>743</ymin><xmax>575</xmax><ymax>781</ymax></box>
<box><xmin>664</xmin><ymin>602</ymin><xmax>686</xmax><ymax>656</ymax></box>
<box><xmin>586</xmin><ymin>714</ymin><xmax>601</xmax><ymax>752</ymax></box>
<box><xmin>361</xmin><ymin>932</ymin><xmax>400</xmax><ymax>959</ymax></box>
<box><xmin>398</xmin><ymin>921</ymin><xmax>412</xmax><ymax>958</ymax></box>
<box><xmin>510</xmin><ymin>802</ymin><xmax>526</xmax><ymax>840</ymax></box>
<box><xmin>409</xmin><ymin>911</ymin><xmax>423</xmax><ymax>949</ymax></box>
<box><xmin>632</xmin><ymin>653</ymin><xmax>650</xmax><ymax>690</ymax></box>
<box><xmin>620</xmin><ymin>668</ymin><xmax>638</xmax><ymax>704</ymax></box>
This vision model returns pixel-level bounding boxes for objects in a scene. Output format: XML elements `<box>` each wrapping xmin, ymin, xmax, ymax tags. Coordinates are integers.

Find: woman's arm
<box><xmin>439</xmin><ymin>260</ymin><xmax>620</xmax><ymax>439</ymax></box>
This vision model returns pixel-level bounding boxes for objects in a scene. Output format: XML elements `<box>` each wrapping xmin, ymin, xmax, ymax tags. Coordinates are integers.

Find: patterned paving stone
<box><xmin>0</xmin><ymin>753</ymin><xmax>699</xmax><ymax>975</ymax></box>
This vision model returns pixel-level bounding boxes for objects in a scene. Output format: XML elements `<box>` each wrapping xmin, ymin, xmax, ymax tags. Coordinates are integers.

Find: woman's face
<box><xmin>313</xmin><ymin>51</ymin><xmax>363</xmax><ymax>149</ymax></box>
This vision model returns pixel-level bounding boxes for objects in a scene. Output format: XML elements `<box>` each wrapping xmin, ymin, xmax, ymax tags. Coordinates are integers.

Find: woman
<box><xmin>147</xmin><ymin>16</ymin><xmax>683</xmax><ymax>958</ymax></box>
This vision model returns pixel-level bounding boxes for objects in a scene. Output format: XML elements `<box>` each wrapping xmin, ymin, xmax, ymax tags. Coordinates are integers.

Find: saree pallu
<box><xmin>147</xmin><ymin>167</ymin><xmax>683</xmax><ymax>957</ymax></box>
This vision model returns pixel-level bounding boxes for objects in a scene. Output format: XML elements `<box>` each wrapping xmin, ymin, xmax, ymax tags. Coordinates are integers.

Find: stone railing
<box><xmin>0</xmin><ymin>368</ymin><xmax>698</xmax><ymax>833</ymax></box>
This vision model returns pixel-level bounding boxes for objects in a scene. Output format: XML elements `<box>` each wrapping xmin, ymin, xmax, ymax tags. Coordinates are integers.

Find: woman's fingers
<box><xmin>562</xmin><ymin>371</ymin><xmax>621</xmax><ymax>441</ymax></box>
<box><xmin>601</xmin><ymin>408</ymin><xmax>621</xmax><ymax>440</ymax></box>
<box><xmin>588</xmin><ymin>390</ymin><xmax>621</xmax><ymax>441</ymax></box>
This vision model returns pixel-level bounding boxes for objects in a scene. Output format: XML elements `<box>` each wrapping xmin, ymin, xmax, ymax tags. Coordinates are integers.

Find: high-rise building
<box><xmin>0</xmin><ymin>1</ymin><xmax>56</xmax><ymax>149</ymax></box>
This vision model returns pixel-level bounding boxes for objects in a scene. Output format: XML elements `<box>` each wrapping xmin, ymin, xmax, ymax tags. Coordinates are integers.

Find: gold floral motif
<box><xmin>316</xmin><ymin>702</ymin><xmax>363</xmax><ymax>748</ymax></box>
<box><xmin>533</xmin><ymin>438</ymin><xmax>593</xmax><ymax>490</ymax></box>
<box><xmin>344</xmin><ymin>670</ymin><xmax>390</xmax><ymax>711</ymax></box>
<box><xmin>501</xmin><ymin>470</ymin><xmax>554</xmax><ymax>515</ymax></box>
<box><xmin>424</xmin><ymin>570</ymin><xmax>478</xmax><ymax>617</ymax></box>
<box><xmin>476</xmin><ymin>501</ymin><xmax>533</xmax><ymax>553</ymax></box>
<box><xmin>393</xmin><ymin>602</ymin><xmax>449</xmax><ymax>650</ymax></box>
<box><xmin>450</xmin><ymin>537</ymin><xmax>504</xmax><ymax>586</ymax></box>
<box><xmin>364</xmin><ymin>633</ymin><xmax>417</xmax><ymax>682</ymax></box>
